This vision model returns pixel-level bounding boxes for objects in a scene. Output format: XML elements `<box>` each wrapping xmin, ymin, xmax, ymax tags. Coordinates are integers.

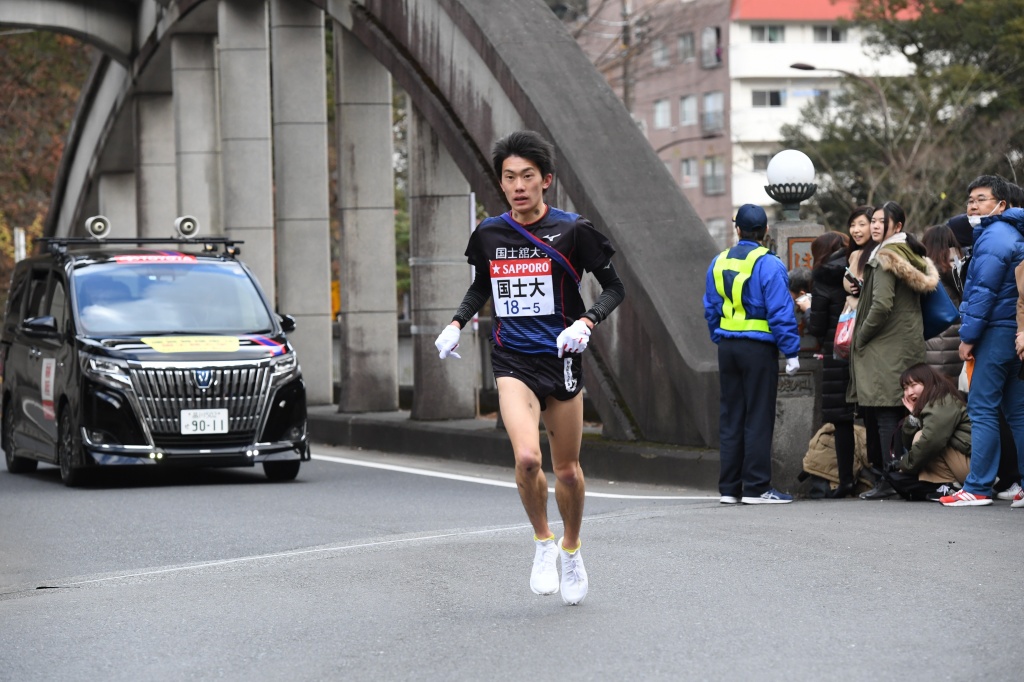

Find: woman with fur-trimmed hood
<box><xmin>847</xmin><ymin>202</ymin><xmax>941</xmax><ymax>498</ymax></box>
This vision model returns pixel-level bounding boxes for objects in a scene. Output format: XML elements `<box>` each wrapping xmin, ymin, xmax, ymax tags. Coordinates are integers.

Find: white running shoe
<box><xmin>558</xmin><ymin>537</ymin><xmax>589</xmax><ymax>605</ymax></box>
<box><xmin>997</xmin><ymin>481</ymin><xmax>1022</xmax><ymax>500</ymax></box>
<box><xmin>720</xmin><ymin>495</ymin><xmax>739</xmax><ymax>504</ymax></box>
<box><xmin>530</xmin><ymin>536</ymin><xmax>559</xmax><ymax>595</ymax></box>
<box><xmin>1012</xmin><ymin>488</ymin><xmax>1024</xmax><ymax>509</ymax></box>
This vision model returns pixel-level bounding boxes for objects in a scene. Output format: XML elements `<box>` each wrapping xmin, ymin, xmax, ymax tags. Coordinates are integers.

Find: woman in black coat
<box><xmin>808</xmin><ymin>230</ymin><xmax>858</xmax><ymax>497</ymax></box>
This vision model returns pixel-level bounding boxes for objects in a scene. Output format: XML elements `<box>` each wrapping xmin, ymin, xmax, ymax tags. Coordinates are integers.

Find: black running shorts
<box><xmin>491</xmin><ymin>345</ymin><xmax>584</xmax><ymax>410</ymax></box>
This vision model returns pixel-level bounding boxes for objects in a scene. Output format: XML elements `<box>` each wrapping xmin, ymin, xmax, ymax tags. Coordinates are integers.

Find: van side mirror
<box><xmin>22</xmin><ymin>316</ymin><xmax>59</xmax><ymax>337</ymax></box>
<box><xmin>278</xmin><ymin>314</ymin><xmax>296</xmax><ymax>333</ymax></box>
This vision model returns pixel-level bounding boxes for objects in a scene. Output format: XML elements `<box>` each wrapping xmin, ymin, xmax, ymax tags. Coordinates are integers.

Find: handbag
<box><xmin>833</xmin><ymin>302</ymin><xmax>856</xmax><ymax>359</ymax></box>
<box><xmin>921</xmin><ymin>284</ymin><xmax>960</xmax><ymax>340</ymax></box>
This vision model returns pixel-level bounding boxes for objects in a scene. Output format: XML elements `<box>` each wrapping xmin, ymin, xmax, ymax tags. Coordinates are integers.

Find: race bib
<box><xmin>490</xmin><ymin>258</ymin><xmax>554</xmax><ymax>317</ymax></box>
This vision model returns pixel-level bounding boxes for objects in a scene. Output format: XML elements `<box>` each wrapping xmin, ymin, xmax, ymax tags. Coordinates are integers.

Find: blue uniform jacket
<box><xmin>959</xmin><ymin>207</ymin><xmax>1024</xmax><ymax>344</ymax></box>
<box><xmin>703</xmin><ymin>240</ymin><xmax>801</xmax><ymax>358</ymax></box>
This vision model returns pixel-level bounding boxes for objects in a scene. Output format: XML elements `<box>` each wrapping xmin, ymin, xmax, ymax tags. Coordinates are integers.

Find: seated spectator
<box><xmin>889</xmin><ymin>363</ymin><xmax>971</xmax><ymax>501</ymax></box>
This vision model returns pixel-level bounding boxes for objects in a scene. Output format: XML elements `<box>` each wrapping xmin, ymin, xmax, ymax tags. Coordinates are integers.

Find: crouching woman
<box><xmin>893</xmin><ymin>363</ymin><xmax>971</xmax><ymax>500</ymax></box>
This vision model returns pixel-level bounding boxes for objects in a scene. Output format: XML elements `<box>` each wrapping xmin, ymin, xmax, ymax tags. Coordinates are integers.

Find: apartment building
<box><xmin>567</xmin><ymin>0</ymin><xmax>910</xmax><ymax>247</ymax></box>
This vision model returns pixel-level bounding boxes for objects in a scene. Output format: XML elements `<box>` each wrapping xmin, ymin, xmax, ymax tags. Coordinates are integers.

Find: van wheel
<box><xmin>57</xmin><ymin>409</ymin><xmax>86</xmax><ymax>487</ymax></box>
<box><xmin>4</xmin><ymin>405</ymin><xmax>37</xmax><ymax>474</ymax></box>
<box><xmin>263</xmin><ymin>460</ymin><xmax>300</xmax><ymax>482</ymax></box>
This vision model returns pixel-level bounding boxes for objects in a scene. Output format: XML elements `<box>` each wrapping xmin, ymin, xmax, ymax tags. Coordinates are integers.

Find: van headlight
<box><xmin>271</xmin><ymin>352</ymin><xmax>299</xmax><ymax>384</ymax></box>
<box><xmin>82</xmin><ymin>354</ymin><xmax>132</xmax><ymax>389</ymax></box>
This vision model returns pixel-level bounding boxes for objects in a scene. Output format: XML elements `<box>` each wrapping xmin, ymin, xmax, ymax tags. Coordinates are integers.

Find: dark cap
<box><xmin>735</xmin><ymin>204</ymin><xmax>768</xmax><ymax>231</ymax></box>
<box><xmin>946</xmin><ymin>213</ymin><xmax>973</xmax><ymax>247</ymax></box>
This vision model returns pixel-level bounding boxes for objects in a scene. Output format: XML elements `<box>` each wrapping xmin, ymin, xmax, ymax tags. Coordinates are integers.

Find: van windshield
<box><xmin>72</xmin><ymin>260</ymin><xmax>274</xmax><ymax>336</ymax></box>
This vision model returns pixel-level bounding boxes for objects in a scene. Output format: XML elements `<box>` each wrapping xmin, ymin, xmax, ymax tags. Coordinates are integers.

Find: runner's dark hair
<box><xmin>492</xmin><ymin>130</ymin><xmax>555</xmax><ymax>179</ymax></box>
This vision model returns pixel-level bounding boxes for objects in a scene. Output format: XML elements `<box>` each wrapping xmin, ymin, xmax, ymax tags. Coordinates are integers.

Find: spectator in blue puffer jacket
<box><xmin>940</xmin><ymin>175</ymin><xmax>1024</xmax><ymax>507</ymax></box>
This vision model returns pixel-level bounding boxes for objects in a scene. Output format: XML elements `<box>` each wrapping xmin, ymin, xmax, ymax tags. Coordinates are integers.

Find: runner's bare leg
<box><xmin>497</xmin><ymin>377</ymin><xmax>551</xmax><ymax>539</ymax></box>
<box><xmin>542</xmin><ymin>392</ymin><xmax>585</xmax><ymax>548</ymax></box>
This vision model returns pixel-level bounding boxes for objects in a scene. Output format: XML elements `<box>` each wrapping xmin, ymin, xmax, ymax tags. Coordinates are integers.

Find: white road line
<box><xmin>311</xmin><ymin>453</ymin><xmax>715</xmax><ymax>500</ymax></box>
<box><xmin>65</xmin><ymin>524</ymin><xmax>538</xmax><ymax>587</ymax></box>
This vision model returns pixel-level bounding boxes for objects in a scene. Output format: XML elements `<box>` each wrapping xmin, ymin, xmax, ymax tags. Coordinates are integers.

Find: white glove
<box><xmin>556</xmin><ymin>320</ymin><xmax>592</xmax><ymax>358</ymax></box>
<box><xmin>785</xmin><ymin>357</ymin><xmax>800</xmax><ymax>375</ymax></box>
<box><xmin>434</xmin><ymin>325</ymin><xmax>462</xmax><ymax>359</ymax></box>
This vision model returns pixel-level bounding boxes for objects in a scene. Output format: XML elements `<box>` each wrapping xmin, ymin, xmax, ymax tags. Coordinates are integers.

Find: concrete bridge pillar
<box><xmin>135</xmin><ymin>94</ymin><xmax>177</xmax><ymax>237</ymax></box>
<box><xmin>171</xmin><ymin>34</ymin><xmax>221</xmax><ymax>235</ymax></box>
<box><xmin>408</xmin><ymin>104</ymin><xmax>478</xmax><ymax>420</ymax></box>
<box><xmin>217</xmin><ymin>0</ymin><xmax>276</xmax><ymax>303</ymax></box>
<box><xmin>334</xmin><ymin>25</ymin><xmax>398</xmax><ymax>412</ymax></box>
<box><xmin>269</xmin><ymin>0</ymin><xmax>333</xmax><ymax>405</ymax></box>
<box><xmin>98</xmin><ymin>172</ymin><xmax>137</xmax><ymax>237</ymax></box>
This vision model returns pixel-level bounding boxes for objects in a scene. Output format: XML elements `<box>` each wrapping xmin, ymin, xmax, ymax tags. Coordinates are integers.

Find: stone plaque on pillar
<box><xmin>766</xmin><ymin>221</ymin><xmax>824</xmax><ymax>273</ymax></box>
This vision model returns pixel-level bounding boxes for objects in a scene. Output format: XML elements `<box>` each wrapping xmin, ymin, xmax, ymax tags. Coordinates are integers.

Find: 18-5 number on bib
<box><xmin>490</xmin><ymin>258</ymin><xmax>554</xmax><ymax>317</ymax></box>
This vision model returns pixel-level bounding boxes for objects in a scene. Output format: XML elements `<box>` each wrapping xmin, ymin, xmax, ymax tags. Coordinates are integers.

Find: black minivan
<box><xmin>0</xmin><ymin>227</ymin><xmax>308</xmax><ymax>486</ymax></box>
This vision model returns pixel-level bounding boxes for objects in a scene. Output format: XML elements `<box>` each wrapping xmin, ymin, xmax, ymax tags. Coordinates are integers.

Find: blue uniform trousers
<box><xmin>718</xmin><ymin>338</ymin><xmax>779</xmax><ymax>497</ymax></box>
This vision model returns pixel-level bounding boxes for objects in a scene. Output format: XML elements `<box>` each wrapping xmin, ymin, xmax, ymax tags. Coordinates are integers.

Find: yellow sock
<box><xmin>534</xmin><ymin>533</ymin><xmax>555</xmax><ymax>543</ymax></box>
<box><xmin>561</xmin><ymin>539</ymin><xmax>581</xmax><ymax>554</ymax></box>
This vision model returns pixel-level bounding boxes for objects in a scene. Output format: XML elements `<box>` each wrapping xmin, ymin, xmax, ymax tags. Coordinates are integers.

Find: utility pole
<box><xmin>621</xmin><ymin>0</ymin><xmax>633</xmax><ymax>114</ymax></box>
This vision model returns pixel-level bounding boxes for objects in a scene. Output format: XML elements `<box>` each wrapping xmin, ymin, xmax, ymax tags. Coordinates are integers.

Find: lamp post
<box><xmin>764</xmin><ymin>149</ymin><xmax>821</xmax><ymax>273</ymax></box>
<box><xmin>765</xmin><ymin>149</ymin><xmax>817</xmax><ymax>221</ymax></box>
<box><xmin>790</xmin><ymin>62</ymin><xmax>892</xmax><ymax>153</ymax></box>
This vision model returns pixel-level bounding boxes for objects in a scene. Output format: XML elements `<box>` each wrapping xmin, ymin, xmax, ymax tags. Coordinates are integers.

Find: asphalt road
<box><xmin>1</xmin><ymin>444</ymin><xmax>1020</xmax><ymax>681</ymax></box>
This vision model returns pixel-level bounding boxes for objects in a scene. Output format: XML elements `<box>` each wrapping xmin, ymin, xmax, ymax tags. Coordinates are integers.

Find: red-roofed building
<box><xmin>731</xmin><ymin>0</ymin><xmax>857</xmax><ymax>22</ymax></box>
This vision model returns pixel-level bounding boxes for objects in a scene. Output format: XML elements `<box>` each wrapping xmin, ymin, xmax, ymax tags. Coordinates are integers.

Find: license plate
<box><xmin>180</xmin><ymin>408</ymin><xmax>229</xmax><ymax>435</ymax></box>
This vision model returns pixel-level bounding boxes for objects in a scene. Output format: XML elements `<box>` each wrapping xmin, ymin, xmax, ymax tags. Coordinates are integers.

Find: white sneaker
<box><xmin>720</xmin><ymin>495</ymin><xmax>739</xmax><ymax>504</ymax></box>
<box><xmin>558</xmin><ymin>537</ymin><xmax>589</xmax><ymax>605</ymax></box>
<box><xmin>530</xmin><ymin>536</ymin><xmax>559</xmax><ymax>595</ymax></box>
<box><xmin>997</xmin><ymin>481</ymin><xmax>1022</xmax><ymax>500</ymax></box>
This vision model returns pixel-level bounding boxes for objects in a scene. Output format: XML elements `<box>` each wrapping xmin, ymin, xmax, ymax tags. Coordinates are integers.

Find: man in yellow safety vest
<box><xmin>702</xmin><ymin>204</ymin><xmax>801</xmax><ymax>504</ymax></box>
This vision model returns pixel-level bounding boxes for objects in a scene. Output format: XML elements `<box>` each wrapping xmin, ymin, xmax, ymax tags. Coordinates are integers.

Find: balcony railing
<box><xmin>702</xmin><ymin>111</ymin><xmax>725</xmax><ymax>135</ymax></box>
<box><xmin>703</xmin><ymin>174</ymin><xmax>726</xmax><ymax>195</ymax></box>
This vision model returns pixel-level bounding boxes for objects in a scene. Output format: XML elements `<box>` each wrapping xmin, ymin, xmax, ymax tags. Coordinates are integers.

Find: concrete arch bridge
<box><xmin>1</xmin><ymin>0</ymin><xmax>721</xmax><ymax>448</ymax></box>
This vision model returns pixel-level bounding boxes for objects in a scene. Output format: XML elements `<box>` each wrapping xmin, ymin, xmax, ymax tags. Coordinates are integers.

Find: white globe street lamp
<box><xmin>765</xmin><ymin>149</ymin><xmax>817</xmax><ymax>220</ymax></box>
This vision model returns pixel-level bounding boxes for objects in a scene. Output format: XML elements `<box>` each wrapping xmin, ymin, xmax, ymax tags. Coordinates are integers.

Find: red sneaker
<box><xmin>939</xmin><ymin>489</ymin><xmax>993</xmax><ymax>507</ymax></box>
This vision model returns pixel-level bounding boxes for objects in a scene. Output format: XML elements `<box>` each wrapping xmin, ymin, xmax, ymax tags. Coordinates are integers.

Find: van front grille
<box><xmin>129</xmin><ymin>365</ymin><xmax>272</xmax><ymax>436</ymax></box>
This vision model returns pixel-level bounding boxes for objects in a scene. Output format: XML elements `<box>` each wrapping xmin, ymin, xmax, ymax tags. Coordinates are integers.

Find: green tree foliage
<box><xmin>0</xmin><ymin>31</ymin><xmax>91</xmax><ymax>309</ymax></box>
<box><xmin>782</xmin><ymin>0</ymin><xmax>1024</xmax><ymax>231</ymax></box>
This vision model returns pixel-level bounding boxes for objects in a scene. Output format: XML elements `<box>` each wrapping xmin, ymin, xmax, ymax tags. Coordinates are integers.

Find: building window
<box><xmin>702</xmin><ymin>91</ymin><xmax>724</xmax><ymax>134</ymax></box>
<box><xmin>653</xmin><ymin>99</ymin><xmax>671</xmax><ymax>129</ymax></box>
<box><xmin>651</xmin><ymin>39</ymin><xmax>669</xmax><ymax>68</ymax></box>
<box><xmin>701</xmin><ymin>26</ymin><xmax>722</xmax><ymax>68</ymax></box>
<box><xmin>813</xmin><ymin>25</ymin><xmax>846</xmax><ymax>43</ymax></box>
<box><xmin>750</xmin><ymin>25</ymin><xmax>785</xmax><ymax>43</ymax></box>
<box><xmin>678</xmin><ymin>32</ymin><xmax>695</xmax><ymax>62</ymax></box>
<box><xmin>752</xmin><ymin>90</ymin><xmax>786</xmax><ymax>108</ymax></box>
<box><xmin>679</xmin><ymin>95</ymin><xmax>697</xmax><ymax>126</ymax></box>
<box><xmin>753</xmin><ymin>154</ymin><xmax>772</xmax><ymax>172</ymax></box>
<box><xmin>703</xmin><ymin>156</ymin><xmax>726</xmax><ymax>195</ymax></box>
<box><xmin>681</xmin><ymin>158</ymin><xmax>699</xmax><ymax>188</ymax></box>
<box><xmin>679</xmin><ymin>32</ymin><xmax>696</xmax><ymax>62</ymax></box>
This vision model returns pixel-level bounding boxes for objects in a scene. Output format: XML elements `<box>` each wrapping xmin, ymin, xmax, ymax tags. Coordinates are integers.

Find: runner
<box><xmin>434</xmin><ymin>130</ymin><xmax>625</xmax><ymax>605</ymax></box>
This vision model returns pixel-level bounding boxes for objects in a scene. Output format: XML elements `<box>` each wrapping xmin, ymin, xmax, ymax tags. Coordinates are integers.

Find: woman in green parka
<box><xmin>893</xmin><ymin>363</ymin><xmax>971</xmax><ymax>500</ymax></box>
<box><xmin>847</xmin><ymin>201</ymin><xmax>941</xmax><ymax>499</ymax></box>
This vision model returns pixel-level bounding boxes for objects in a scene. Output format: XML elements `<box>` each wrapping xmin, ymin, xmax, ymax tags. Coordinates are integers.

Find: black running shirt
<box><xmin>465</xmin><ymin>206</ymin><xmax>615</xmax><ymax>355</ymax></box>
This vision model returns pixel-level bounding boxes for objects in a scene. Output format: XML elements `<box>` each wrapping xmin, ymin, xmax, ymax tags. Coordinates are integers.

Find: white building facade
<box><xmin>729</xmin><ymin>1</ymin><xmax>911</xmax><ymax>218</ymax></box>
